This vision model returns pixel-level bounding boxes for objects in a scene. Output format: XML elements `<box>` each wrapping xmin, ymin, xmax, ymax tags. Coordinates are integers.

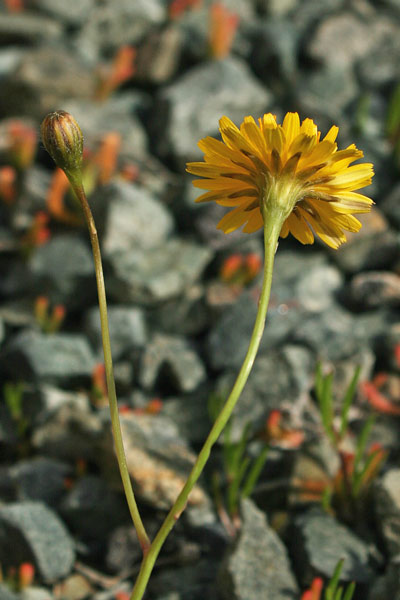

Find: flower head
<box><xmin>187</xmin><ymin>112</ymin><xmax>374</xmax><ymax>248</ymax></box>
<box><xmin>41</xmin><ymin>111</ymin><xmax>83</xmax><ymax>183</ymax></box>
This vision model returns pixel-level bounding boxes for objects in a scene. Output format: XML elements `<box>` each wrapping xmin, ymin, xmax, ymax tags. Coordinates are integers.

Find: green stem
<box><xmin>130</xmin><ymin>216</ymin><xmax>282</xmax><ymax>600</ymax></box>
<box><xmin>72</xmin><ymin>182</ymin><xmax>150</xmax><ymax>552</ymax></box>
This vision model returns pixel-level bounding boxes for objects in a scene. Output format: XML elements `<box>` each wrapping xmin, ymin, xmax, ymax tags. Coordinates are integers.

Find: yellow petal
<box><xmin>282</xmin><ymin>112</ymin><xmax>301</xmax><ymax>149</ymax></box>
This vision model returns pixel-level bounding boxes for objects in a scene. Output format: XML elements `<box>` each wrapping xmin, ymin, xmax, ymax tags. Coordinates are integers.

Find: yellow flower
<box><xmin>186</xmin><ymin>112</ymin><xmax>374</xmax><ymax>249</ymax></box>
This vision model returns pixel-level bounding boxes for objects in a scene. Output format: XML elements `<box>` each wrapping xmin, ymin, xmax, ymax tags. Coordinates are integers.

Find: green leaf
<box><xmin>227</xmin><ymin>456</ymin><xmax>250</xmax><ymax>516</ymax></box>
<box><xmin>325</xmin><ymin>559</ymin><xmax>344</xmax><ymax>600</ymax></box>
<box><xmin>342</xmin><ymin>582</ymin><xmax>356</xmax><ymax>600</ymax></box>
<box><xmin>352</xmin><ymin>415</ymin><xmax>375</xmax><ymax>478</ymax></box>
<box><xmin>339</xmin><ymin>366</ymin><xmax>361</xmax><ymax>439</ymax></box>
<box><xmin>241</xmin><ymin>444</ymin><xmax>269</xmax><ymax>499</ymax></box>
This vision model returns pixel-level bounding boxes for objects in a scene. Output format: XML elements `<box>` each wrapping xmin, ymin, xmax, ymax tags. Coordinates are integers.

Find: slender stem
<box><xmin>72</xmin><ymin>181</ymin><xmax>150</xmax><ymax>552</ymax></box>
<box><xmin>130</xmin><ymin>217</ymin><xmax>282</xmax><ymax>600</ymax></box>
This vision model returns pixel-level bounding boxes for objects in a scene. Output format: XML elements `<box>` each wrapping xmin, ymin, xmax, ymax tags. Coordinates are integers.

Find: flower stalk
<box><xmin>41</xmin><ymin>112</ymin><xmax>150</xmax><ymax>553</ymax></box>
<box><xmin>129</xmin><ymin>212</ymin><xmax>283</xmax><ymax>600</ymax></box>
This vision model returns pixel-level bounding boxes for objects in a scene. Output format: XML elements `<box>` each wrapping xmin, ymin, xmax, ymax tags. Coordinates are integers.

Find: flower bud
<box><xmin>40</xmin><ymin>111</ymin><xmax>83</xmax><ymax>182</ymax></box>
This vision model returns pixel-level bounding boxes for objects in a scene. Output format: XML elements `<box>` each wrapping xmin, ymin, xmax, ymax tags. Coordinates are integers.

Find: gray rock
<box><xmin>359</xmin><ymin>20</ymin><xmax>400</xmax><ymax>87</ymax></box>
<box><xmin>60</xmin><ymin>475</ymin><xmax>128</xmax><ymax>541</ymax></box>
<box><xmin>139</xmin><ymin>333</ymin><xmax>206</xmax><ymax>393</ymax></box>
<box><xmin>332</xmin><ymin>230</ymin><xmax>400</xmax><ymax>274</ymax></box>
<box><xmin>331</xmin><ymin>209</ymin><xmax>400</xmax><ymax>274</ymax></box>
<box><xmin>29</xmin><ymin>0</ymin><xmax>94</xmax><ymax>25</ymax></box>
<box><xmin>207</xmin><ymin>289</ymin><xmax>302</xmax><ymax>370</ymax></box>
<box><xmin>136</xmin><ymin>24</ymin><xmax>183</xmax><ymax>84</ymax></box>
<box><xmin>149</xmin><ymin>283</ymin><xmax>208</xmax><ymax>336</ymax></box>
<box><xmin>106</xmin><ymin>525</ymin><xmax>143</xmax><ymax>573</ymax></box>
<box><xmin>161</xmin><ymin>391</ymin><xmax>211</xmax><ymax>445</ymax></box>
<box><xmin>297</xmin><ymin>66</ymin><xmax>358</xmax><ymax>123</ymax></box>
<box><xmin>64</xmin><ymin>95</ymin><xmax>150</xmax><ymax>160</ymax></box>
<box><xmin>150</xmin><ymin>558</ymin><xmax>219</xmax><ymax>600</ymax></box>
<box><xmin>155</xmin><ymin>56</ymin><xmax>271</xmax><ymax>168</ymax></box>
<box><xmin>215</xmin><ymin>345</ymin><xmax>314</xmax><ymax>441</ymax></box>
<box><xmin>31</xmin><ymin>394</ymin><xmax>103</xmax><ymax>462</ymax></box>
<box><xmin>0</xmin><ymin>14</ymin><xmax>62</xmax><ymax>46</ymax></box>
<box><xmin>382</xmin><ymin>183</ymin><xmax>400</xmax><ymax>230</ymax></box>
<box><xmin>368</xmin><ymin>558</ymin><xmax>400</xmax><ymax>600</ymax></box>
<box><xmin>373</xmin><ymin>469</ymin><xmax>400</xmax><ymax>556</ymax></box>
<box><xmin>0</xmin><ymin>47</ymin><xmax>94</xmax><ymax>119</ymax></box>
<box><xmin>292</xmin><ymin>508</ymin><xmax>375</xmax><ymax>584</ymax></box>
<box><xmin>248</xmin><ymin>19</ymin><xmax>299</xmax><ymax>83</ymax></box>
<box><xmin>0</xmin><ymin>502</ymin><xmax>75</xmax><ymax>584</ymax></box>
<box><xmin>74</xmin><ymin>0</ymin><xmax>165</xmax><ymax>63</ymax></box>
<box><xmin>10</xmin><ymin>457</ymin><xmax>71</xmax><ymax>507</ymax></box>
<box><xmin>295</xmin><ymin>263</ymin><xmax>343</xmax><ymax>312</ymax></box>
<box><xmin>379</xmin><ymin>322</ymin><xmax>400</xmax><ymax>373</ymax></box>
<box><xmin>292</xmin><ymin>305</ymin><xmax>368</xmax><ymax>361</ymax></box>
<box><xmin>85</xmin><ymin>305</ymin><xmax>147</xmax><ymax>361</ymax></box>
<box><xmin>30</xmin><ymin>234</ymin><xmax>95</xmax><ymax>310</ymax></box>
<box><xmin>219</xmin><ymin>499</ymin><xmax>298</xmax><ymax>599</ymax></box>
<box><xmin>98</xmin><ymin>413</ymin><xmax>209</xmax><ymax>510</ymax></box>
<box><xmin>21</xmin><ymin>587</ymin><xmax>56</xmax><ymax>600</ymax></box>
<box><xmin>96</xmin><ymin>181</ymin><xmax>173</xmax><ymax>257</ymax></box>
<box><xmin>307</xmin><ymin>13</ymin><xmax>372</xmax><ymax>69</ymax></box>
<box><xmin>1</xmin><ymin>330</ymin><xmax>96</xmax><ymax>385</ymax></box>
<box><xmin>0</xmin><ymin>584</ymin><xmax>19</xmax><ymax>600</ymax></box>
<box><xmin>349</xmin><ymin>271</ymin><xmax>400</xmax><ymax>309</ymax></box>
<box><xmin>108</xmin><ymin>239</ymin><xmax>212</xmax><ymax>305</ymax></box>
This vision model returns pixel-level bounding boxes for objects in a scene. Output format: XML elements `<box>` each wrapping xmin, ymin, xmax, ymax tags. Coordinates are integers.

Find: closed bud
<box><xmin>40</xmin><ymin>111</ymin><xmax>83</xmax><ymax>182</ymax></box>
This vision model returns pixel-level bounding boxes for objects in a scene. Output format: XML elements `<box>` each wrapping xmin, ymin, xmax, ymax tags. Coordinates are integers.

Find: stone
<box><xmin>108</xmin><ymin>238</ymin><xmax>212</xmax><ymax>305</ymax></box>
<box><xmin>247</xmin><ymin>19</ymin><xmax>299</xmax><ymax>83</ymax></box>
<box><xmin>348</xmin><ymin>272</ymin><xmax>400</xmax><ymax>309</ymax></box>
<box><xmin>106</xmin><ymin>525</ymin><xmax>143</xmax><ymax>573</ymax></box>
<box><xmin>155</xmin><ymin>56</ymin><xmax>272</xmax><ymax>169</ymax></box>
<box><xmin>0</xmin><ymin>584</ymin><xmax>19</xmax><ymax>600</ymax></box>
<box><xmin>295</xmin><ymin>263</ymin><xmax>343</xmax><ymax>312</ymax></box>
<box><xmin>368</xmin><ymin>559</ymin><xmax>400</xmax><ymax>600</ymax></box>
<box><xmin>136</xmin><ymin>24</ymin><xmax>183</xmax><ymax>84</ymax></box>
<box><xmin>85</xmin><ymin>305</ymin><xmax>147</xmax><ymax>361</ymax></box>
<box><xmin>214</xmin><ymin>345</ymin><xmax>314</xmax><ymax>441</ymax></box>
<box><xmin>382</xmin><ymin>182</ymin><xmax>400</xmax><ymax>229</ymax></box>
<box><xmin>98</xmin><ymin>413</ymin><xmax>209</xmax><ymax>510</ymax></box>
<box><xmin>0</xmin><ymin>502</ymin><xmax>75</xmax><ymax>584</ymax></box>
<box><xmin>359</xmin><ymin>20</ymin><xmax>400</xmax><ymax>87</ymax></box>
<box><xmin>308</xmin><ymin>13</ymin><xmax>372</xmax><ymax>69</ymax></box>
<box><xmin>1</xmin><ymin>330</ymin><xmax>96</xmax><ymax>386</ymax></box>
<box><xmin>378</xmin><ymin>322</ymin><xmax>400</xmax><ymax>373</ymax></box>
<box><xmin>219</xmin><ymin>499</ymin><xmax>299</xmax><ymax>599</ymax></box>
<box><xmin>30</xmin><ymin>234</ymin><xmax>95</xmax><ymax>310</ymax></box>
<box><xmin>297</xmin><ymin>66</ymin><xmax>358</xmax><ymax>124</ymax></box>
<box><xmin>31</xmin><ymin>393</ymin><xmax>103</xmax><ymax>462</ymax></box>
<box><xmin>29</xmin><ymin>0</ymin><xmax>94</xmax><ymax>25</ymax></box>
<box><xmin>161</xmin><ymin>390</ymin><xmax>211</xmax><ymax>445</ymax></box>
<box><xmin>331</xmin><ymin>209</ymin><xmax>399</xmax><ymax>274</ymax></box>
<box><xmin>373</xmin><ymin>469</ymin><xmax>400</xmax><ymax>556</ymax></box>
<box><xmin>74</xmin><ymin>0</ymin><xmax>165</xmax><ymax>63</ymax></box>
<box><xmin>0</xmin><ymin>47</ymin><xmax>94</xmax><ymax>119</ymax></box>
<box><xmin>0</xmin><ymin>14</ymin><xmax>61</xmax><ymax>46</ymax></box>
<box><xmin>10</xmin><ymin>457</ymin><xmax>71</xmax><ymax>507</ymax></box>
<box><xmin>149</xmin><ymin>558</ymin><xmax>219</xmax><ymax>600</ymax></box>
<box><xmin>291</xmin><ymin>305</ymin><xmax>369</xmax><ymax>361</ymax></box>
<box><xmin>291</xmin><ymin>508</ymin><xmax>375</xmax><ymax>585</ymax></box>
<box><xmin>139</xmin><ymin>333</ymin><xmax>206</xmax><ymax>393</ymax></box>
<box><xmin>60</xmin><ymin>475</ymin><xmax>128</xmax><ymax>543</ymax></box>
<box><xmin>64</xmin><ymin>95</ymin><xmax>150</xmax><ymax>160</ymax></box>
<box><xmin>96</xmin><ymin>181</ymin><xmax>173</xmax><ymax>257</ymax></box>
<box><xmin>21</xmin><ymin>588</ymin><xmax>53</xmax><ymax>600</ymax></box>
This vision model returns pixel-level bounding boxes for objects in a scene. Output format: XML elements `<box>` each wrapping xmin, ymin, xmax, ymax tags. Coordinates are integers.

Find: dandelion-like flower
<box><xmin>187</xmin><ymin>112</ymin><xmax>374</xmax><ymax>248</ymax></box>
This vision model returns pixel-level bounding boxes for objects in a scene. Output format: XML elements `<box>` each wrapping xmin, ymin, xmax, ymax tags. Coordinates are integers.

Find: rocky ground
<box><xmin>0</xmin><ymin>0</ymin><xmax>400</xmax><ymax>598</ymax></box>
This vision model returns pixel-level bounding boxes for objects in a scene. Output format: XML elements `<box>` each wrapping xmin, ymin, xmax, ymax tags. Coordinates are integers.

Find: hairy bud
<box><xmin>40</xmin><ymin>111</ymin><xmax>83</xmax><ymax>181</ymax></box>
